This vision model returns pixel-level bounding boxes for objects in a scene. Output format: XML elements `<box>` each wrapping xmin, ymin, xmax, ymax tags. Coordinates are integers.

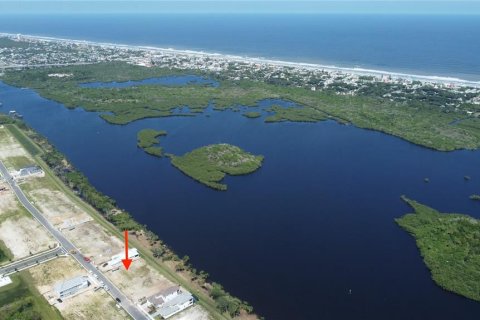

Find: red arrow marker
<box><xmin>122</xmin><ymin>230</ymin><xmax>132</xmax><ymax>270</ymax></box>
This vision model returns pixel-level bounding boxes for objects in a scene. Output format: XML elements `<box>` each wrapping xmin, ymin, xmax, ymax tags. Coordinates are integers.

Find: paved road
<box><xmin>0</xmin><ymin>161</ymin><xmax>149</xmax><ymax>320</ymax></box>
<box><xmin>0</xmin><ymin>246</ymin><xmax>65</xmax><ymax>276</ymax></box>
<box><xmin>0</xmin><ymin>62</ymin><xmax>96</xmax><ymax>69</ymax></box>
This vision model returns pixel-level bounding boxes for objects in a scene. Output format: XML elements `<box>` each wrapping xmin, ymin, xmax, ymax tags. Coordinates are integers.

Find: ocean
<box><xmin>0</xmin><ymin>14</ymin><xmax>479</xmax><ymax>81</ymax></box>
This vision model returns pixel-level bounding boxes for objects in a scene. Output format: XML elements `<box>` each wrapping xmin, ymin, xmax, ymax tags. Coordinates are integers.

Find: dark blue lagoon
<box><xmin>1</xmin><ymin>81</ymin><xmax>480</xmax><ymax>319</ymax></box>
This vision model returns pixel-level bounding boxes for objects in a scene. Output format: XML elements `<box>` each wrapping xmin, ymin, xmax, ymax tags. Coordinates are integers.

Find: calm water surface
<box><xmin>1</xmin><ymin>81</ymin><xmax>480</xmax><ymax>319</ymax></box>
<box><xmin>0</xmin><ymin>14</ymin><xmax>479</xmax><ymax>80</ymax></box>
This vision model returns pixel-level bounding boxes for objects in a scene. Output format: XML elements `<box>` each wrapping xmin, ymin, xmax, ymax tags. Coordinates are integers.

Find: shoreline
<box><xmin>1</xmin><ymin>32</ymin><xmax>480</xmax><ymax>88</ymax></box>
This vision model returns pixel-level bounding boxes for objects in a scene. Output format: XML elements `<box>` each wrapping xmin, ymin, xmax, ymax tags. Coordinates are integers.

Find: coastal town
<box><xmin>1</xmin><ymin>32</ymin><xmax>479</xmax><ymax>119</ymax></box>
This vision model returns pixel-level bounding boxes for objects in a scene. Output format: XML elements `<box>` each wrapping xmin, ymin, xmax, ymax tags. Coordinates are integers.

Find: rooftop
<box><xmin>54</xmin><ymin>276</ymin><xmax>89</xmax><ymax>294</ymax></box>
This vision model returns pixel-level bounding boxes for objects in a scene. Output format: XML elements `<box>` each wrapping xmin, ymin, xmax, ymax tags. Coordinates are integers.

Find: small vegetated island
<box><xmin>469</xmin><ymin>194</ymin><xmax>480</xmax><ymax>201</ymax></box>
<box><xmin>137</xmin><ymin>128</ymin><xmax>167</xmax><ymax>157</ymax></box>
<box><xmin>169</xmin><ymin>143</ymin><xmax>264</xmax><ymax>191</ymax></box>
<box><xmin>396</xmin><ymin>196</ymin><xmax>480</xmax><ymax>302</ymax></box>
<box><xmin>242</xmin><ymin>111</ymin><xmax>261</xmax><ymax>119</ymax></box>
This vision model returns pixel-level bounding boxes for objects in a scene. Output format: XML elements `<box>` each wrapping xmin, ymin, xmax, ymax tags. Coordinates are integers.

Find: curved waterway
<box><xmin>1</xmin><ymin>81</ymin><xmax>480</xmax><ymax>319</ymax></box>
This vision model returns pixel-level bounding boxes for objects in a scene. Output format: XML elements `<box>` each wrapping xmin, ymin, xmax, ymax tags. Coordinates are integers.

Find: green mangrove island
<box><xmin>137</xmin><ymin>128</ymin><xmax>167</xmax><ymax>157</ymax></box>
<box><xmin>169</xmin><ymin>143</ymin><xmax>264</xmax><ymax>190</ymax></box>
<box><xmin>469</xmin><ymin>194</ymin><xmax>480</xmax><ymax>201</ymax></box>
<box><xmin>396</xmin><ymin>196</ymin><xmax>480</xmax><ymax>302</ymax></box>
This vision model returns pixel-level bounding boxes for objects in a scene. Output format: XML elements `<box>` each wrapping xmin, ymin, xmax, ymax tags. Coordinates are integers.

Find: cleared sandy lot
<box><xmin>0</xmin><ymin>214</ymin><xmax>56</xmax><ymax>260</ymax></box>
<box><xmin>24</xmin><ymin>182</ymin><xmax>92</xmax><ymax>227</ymax></box>
<box><xmin>104</xmin><ymin>257</ymin><xmax>173</xmax><ymax>302</ymax></box>
<box><xmin>171</xmin><ymin>305</ymin><xmax>212</xmax><ymax>320</ymax></box>
<box><xmin>65</xmin><ymin>221</ymin><xmax>123</xmax><ymax>265</ymax></box>
<box><xmin>0</xmin><ymin>182</ymin><xmax>18</xmax><ymax>215</ymax></box>
<box><xmin>60</xmin><ymin>289</ymin><xmax>129</xmax><ymax>320</ymax></box>
<box><xmin>29</xmin><ymin>256</ymin><xmax>128</xmax><ymax>320</ymax></box>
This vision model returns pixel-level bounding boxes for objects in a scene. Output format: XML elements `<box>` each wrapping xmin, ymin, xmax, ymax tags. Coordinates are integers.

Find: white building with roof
<box><xmin>14</xmin><ymin>165</ymin><xmax>44</xmax><ymax>179</ymax></box>
<box><xmin>107</xmin><ymin>248</ymin><xmax>139</xmax><ymax>267</ymax></box>
<box><xmin>54</xmin><ymin>276</ymin><xmax>89</xmax><ymax>299</ymax></box>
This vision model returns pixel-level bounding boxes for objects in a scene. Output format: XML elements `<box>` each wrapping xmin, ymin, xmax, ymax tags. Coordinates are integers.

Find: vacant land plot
<box><xmin>0</xmin><ymin>127</ymin><xmax>32</xmax><ymax>164</ymax></box>
<box><xmin>172</xmin><ymin>304</ymin><xmax>212</xmax><ymax>320</ymax></box>
<box><xmin>0</xmin><ymin>215</ymin><xmax>56</xmax><ymax>259</ymax></box>
<box><xmin>66</xmin><ymin>221</ymin><xmax>123</xmax><ymax>265</ymax></box>
<box><xmin>105</xmin><ymin>257</ymin><xmax>173</xmax><ymax>302</ymax></box>
<box><xmin>60</xmin><ymin>289</ymin><xmax>129</xmax><ymax>320</ymax></box>
<box><xmin>28</xmin><ymin>256</ymin><xmax>127</xmax><ymax>320</ymax></box>
<box><xmin>3</xmin><ymin>155</ymin><xmax>36</xmax><ymax>171</ymax></box>
<box><xmin>23</xmin><ymin>180</ymin><xmax>92</xmax><ymax>227</ymax></box>
<box><xmin>0</xmin><ymin>182</ymin><xmax>18</xmax><ymax>216</ymax></box>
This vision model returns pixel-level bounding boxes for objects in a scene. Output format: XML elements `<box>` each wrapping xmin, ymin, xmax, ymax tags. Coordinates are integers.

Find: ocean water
<box><xmin>0</xmin><ymin>14</ymin><xmax>479</xmax><ymax>81</ymax></box>
<box><xmin>1</xmin><ymin>80</ymin><xmax>480</xmax><ymax>319</ymax></box>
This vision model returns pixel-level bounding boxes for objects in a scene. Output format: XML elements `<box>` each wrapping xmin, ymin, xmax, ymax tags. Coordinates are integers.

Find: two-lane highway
<box><xmin>0</xmin><ymin>246</ymin><xmax>65</xmax><ymax>276</ymax></box>
<box><xmin>0</xmin><ymin>161</ymin><xmax>149</xmax><ymax>320</ymax></box>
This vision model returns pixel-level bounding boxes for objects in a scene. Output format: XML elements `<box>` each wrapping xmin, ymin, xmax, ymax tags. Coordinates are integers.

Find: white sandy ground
<box><xmin>0</xmin><ymin>215</ymin><xmax>56</xmax><ymax>259</ymax></box>
<box><xmin>0</xmin><ymin>182</ymin><xmax>18</xmax><ymax>215</ymax></box>
<box><xmin>105</xmin><ymin>257</ymin><xmax>173</xmax><ymax>302</ymax></box>
<box><xmin>65</xmin><ymin>221</ymin><xmax>124</xmax><ymax>265</ymax></box>
<box><xmin>26</xmin><ymin>186</ymin><xmax>93</xmax><ymax>227</ymax></box>
<box><xmin>29</xmin><ymin>256</ymin><xmax>128</xmax><ymax>320</ymax></box>
<box><xmin>170</xmin><ymin>305</ymin><xmax>212</xmax><ymax>320</ymax></box>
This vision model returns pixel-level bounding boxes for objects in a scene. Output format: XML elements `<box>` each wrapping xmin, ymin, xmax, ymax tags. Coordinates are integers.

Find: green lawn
<box><xmin>0</xmin><ymin>273</ymin><xmax>63</xmax><ymax>320</ymax></box>
<box><xmin>0</xmin><ymin>239</ymin><xmax>13</xmax><ymax>265</ymax></box>
<box><xmin>5</xmin><ymin>124</ymin><xmax>42</xmax><ymax>156</ymax></box>
<box><xmin>396</xmin><ymin>196</ymin><xmax>480</xmax><ymax>302</ymax></box>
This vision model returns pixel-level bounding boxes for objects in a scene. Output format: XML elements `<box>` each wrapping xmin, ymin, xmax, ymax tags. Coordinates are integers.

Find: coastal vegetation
<box><xmin>396</xmin><ymin>196</ymin><xmax>480</xmax><ymax>302</ymax></box>
<box><xmin>0</xmin><ymin>273</ymin><xmax>62</xmax><ymax>320</ymax></box>
<box><xmin>137</xmin><ymin>129</ymin><xmax>167</xmax><ymax>157</ymax></box>
<box><xmin>169</xmin><ymin>143</ymin><xmax>264</xmax><ymax>190</ymax></box>
<box><xmin>242</xmin><ymin>111</ymin><xmax>261</xmax><ymax>119</ymax></box>
<box><xmin>210</xmin><ymin>283</ymin><xmax>253</xmax><ymax>317</ymax></box>
<box><xmin>265</xmin><ymin>104</ymin><xmax>328</xmax><ymax>123</ymax></box>
<box><xmin>3</xmin><ymin>62</ymin><xmax>480</xmax><ymax>151</ymax></box>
